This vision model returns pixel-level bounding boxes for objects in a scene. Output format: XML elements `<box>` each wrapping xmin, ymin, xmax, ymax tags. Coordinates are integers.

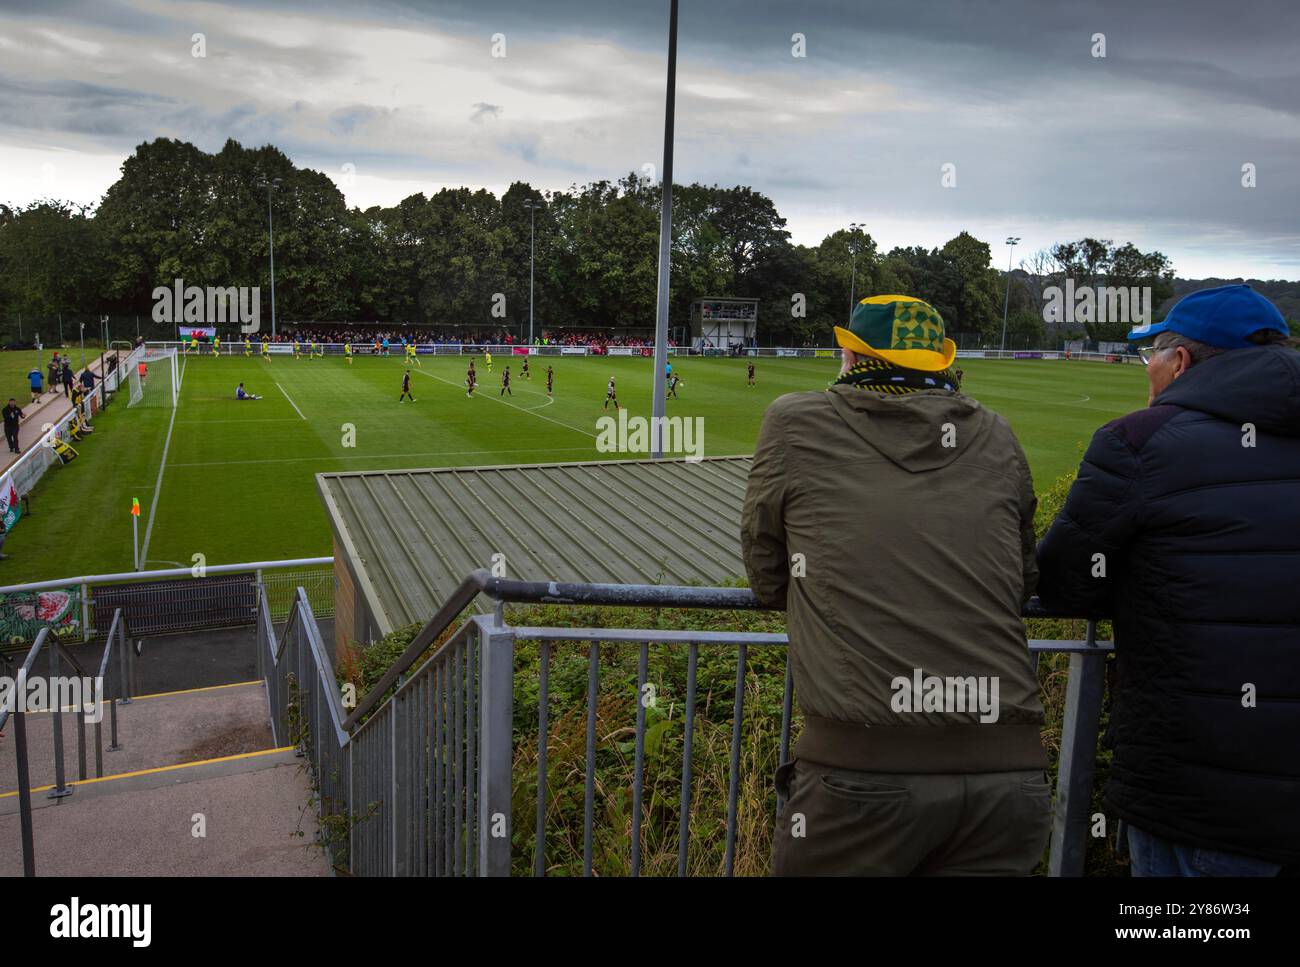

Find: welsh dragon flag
<box><xmin>0</xmin><ymin>473</ymin><xmax>20</xmax><ymax>532</ymax></box>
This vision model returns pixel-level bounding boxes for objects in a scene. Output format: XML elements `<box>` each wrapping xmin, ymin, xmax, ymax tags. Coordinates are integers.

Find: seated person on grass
<box><xmin>235</xmin><ymin>382</ymin><xmax>262</xmax><ymax>400</ymax></box>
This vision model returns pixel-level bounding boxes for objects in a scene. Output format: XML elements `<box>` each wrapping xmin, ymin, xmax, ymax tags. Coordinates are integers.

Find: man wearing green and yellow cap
<box><xmin>742</xmin><ymin>295</ymin><xmax>1049</xmax><ymax>876</ymax></box>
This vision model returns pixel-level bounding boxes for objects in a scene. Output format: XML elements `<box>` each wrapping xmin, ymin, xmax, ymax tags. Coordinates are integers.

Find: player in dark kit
<box><xmin>546</xmin><ymin>365</ymin><xmax>554</xmax><ymax>396</ymax></box>
<box><xmin>466</xmin><ymin>361</ymin><xmax>477</xmax><ymax>397</ymax></box>
<box><xmin>747</xmin><ymin>362</ymin><xmax>756</xmax><ymax>386</ymax></box>
<box><xmin>667</xmin><ymin>373</ymin><xmax>681</xmax><ymax>399</ymax></box>
<box><xmin>500</xmin><ymin>367</ymin><xmax>512</xmax><ymax>397</ymax></box>
<box><xmin>603</xmin><ymin>375</ymin><xmax>619</xmax><ymax>411</ymax></box>
<box><xmin>522</xmin><ymin>357</ymin><xmax>530</xmax><ymax>380</ymax></box>
<box><xmin>399</xmin><ymin>370</ymin><xmax>415</xmax><ymax>402</ymax></box>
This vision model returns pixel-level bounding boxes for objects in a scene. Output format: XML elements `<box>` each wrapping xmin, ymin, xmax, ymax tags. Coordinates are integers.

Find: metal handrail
<box><xmin>8</xmin><ymin>608</ymin><xmax>134</xmax><ymax>876</ymax></box>
<box><xmin>263</xmin><ymin>570</ymin><xmax>1113</xmax><ymax>877</ymax></box>
<box><xmin>0</xmin><ymin>556</ymin><xmax>334</xmax><ymax>596</ymax></box>
<box><xmin>342</xmin><ymin>570</ymin><xmax>1100</xmax><ymax>731</ymax></box>
<box><xmin>342</xmin><ymin>569</ymin><xmax>493</xmax><ymax>729</ymax></box>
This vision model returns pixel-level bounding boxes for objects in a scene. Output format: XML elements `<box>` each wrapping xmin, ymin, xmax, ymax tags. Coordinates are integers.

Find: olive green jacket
<box><xmin>741</xmin><ymin>385</ymin><xmax>1047</xmax><ymax>772</ymax></box>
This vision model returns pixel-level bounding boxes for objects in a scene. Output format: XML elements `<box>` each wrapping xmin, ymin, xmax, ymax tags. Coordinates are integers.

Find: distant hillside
<box><xmin>1161</xmin><ymin>278</ymin><xmax>1300</xmax><ymax>324</ymax></box>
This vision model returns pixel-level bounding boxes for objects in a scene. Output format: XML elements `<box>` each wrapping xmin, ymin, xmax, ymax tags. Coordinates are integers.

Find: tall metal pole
<box><xmin>267</xmin><ymin>183</ymin><xmax>278</xmax><ymax>340</ymax></box>
<box><xmin>847</xmin><ymin>222</ymin><xmax>863</xmax><ymax>323</ymax></box>
<box><xmin>650</xmin><ymin>0</ymin><xmax>678</xmax><ymax>459</ymax></box>
<box><xmin>999</xmin><ymin>236</ymin><xmax>1020</xmax><ymax>352</ymax></box>
<box><xmin>529</xmin><ymin>205</ymin><xmax>536</xmax><ymax>345</ymax></box>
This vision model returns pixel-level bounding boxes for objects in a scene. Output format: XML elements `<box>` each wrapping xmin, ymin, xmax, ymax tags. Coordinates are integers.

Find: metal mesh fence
<box><xmin>262</xmin><ymin>566</ymin><xmax>335</xmax><ymax>621</ymax></box>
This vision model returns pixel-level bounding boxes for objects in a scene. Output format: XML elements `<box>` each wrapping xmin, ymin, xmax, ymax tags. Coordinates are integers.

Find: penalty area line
<box><xmin>413</xmin><ymin>368</ymin><xmax>595</xmax><ymax>438</ymax></box>
<box><xmin>275</xmin><ymin>381</ymin><xmax>308</xmax><ymax>420</ymax></box>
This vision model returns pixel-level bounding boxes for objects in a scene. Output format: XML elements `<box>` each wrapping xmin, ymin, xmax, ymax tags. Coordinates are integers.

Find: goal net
<box><xmin>127</xmin><ymin>347</ymin><xmax>179</xmax><ymax>408</ymax></box>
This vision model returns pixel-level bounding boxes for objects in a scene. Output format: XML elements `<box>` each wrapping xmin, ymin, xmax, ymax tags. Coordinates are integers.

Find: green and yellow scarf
<box><xmin>832</xmin><ymin>356</ymin><xmax>960</xmax><ymax>395</ymax></box>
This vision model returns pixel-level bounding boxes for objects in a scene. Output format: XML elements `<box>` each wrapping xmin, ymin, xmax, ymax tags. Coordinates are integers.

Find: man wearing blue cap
<box><xmin>1037</xmin><ymin>284</ymin><xmax>1299</xmax><ymax>877</ymax></box>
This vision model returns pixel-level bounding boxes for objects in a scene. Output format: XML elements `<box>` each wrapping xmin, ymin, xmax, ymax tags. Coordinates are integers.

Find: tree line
<box><xmin>4</xmin><ymin>135</ymin><xmax>1269</xmax><ymax>347</ymax></box>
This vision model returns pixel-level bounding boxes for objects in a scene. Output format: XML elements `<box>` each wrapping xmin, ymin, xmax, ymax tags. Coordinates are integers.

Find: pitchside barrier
<box><xmin>147</xmin><ymin>341</ymin><xmax>1140</xmax><ymax>363</ymax></box>
<box><xmin>0</xmin><ymin>557</ymin><xmax>333</xmax><ymax>644</ymax></box>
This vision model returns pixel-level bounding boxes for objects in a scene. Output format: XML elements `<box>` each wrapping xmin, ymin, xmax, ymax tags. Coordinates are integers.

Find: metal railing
<box><xmin>4</xmin><ymin>608</ymin><xmax>137</xmax><ymax>876</ymax></box>
<box><xmin>262</xmin><ymin>570</ymin><xmax>1112</xmax><ymax>877</ymax></box>
<box><xmin>0</xmin><ymin>557</ymin><xmax>333</xmax><ymax>641</ymax></box>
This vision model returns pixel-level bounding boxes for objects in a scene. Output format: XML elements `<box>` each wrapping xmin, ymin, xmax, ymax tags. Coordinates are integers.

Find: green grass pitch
<box><xmin>0</xmin><ymin>352</ymin><xmax>1149</xmax><ymax>583</ymax></box>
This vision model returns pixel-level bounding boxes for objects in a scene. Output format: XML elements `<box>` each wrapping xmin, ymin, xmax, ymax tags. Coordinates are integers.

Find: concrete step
<box><xmin>0</xmin><ymin>748</ymin><xmax>330</xmax><ymax>876</ymax></box>
<box><xmin>0</xmin><ymin>679</ymin><xmax>276</xmax><ymax>795</ymax></box>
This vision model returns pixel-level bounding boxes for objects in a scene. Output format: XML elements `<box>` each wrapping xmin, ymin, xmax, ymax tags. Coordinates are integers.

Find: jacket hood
<box><xmin>1155</xmin><ymin>345</ymin><xmax>1300</xmax><ymax>436</ymax></box>
<box><xmin>824</xmin><ymin>384</ymin><xmax>994</xmax><ymax>472</ymax></box>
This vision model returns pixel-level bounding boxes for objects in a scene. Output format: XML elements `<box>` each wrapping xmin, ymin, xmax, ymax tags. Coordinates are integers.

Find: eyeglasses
<box><xmin>1137</xmin><ymin>345</ymin><xmax>1163</xmax><ymax>367</ymax></box>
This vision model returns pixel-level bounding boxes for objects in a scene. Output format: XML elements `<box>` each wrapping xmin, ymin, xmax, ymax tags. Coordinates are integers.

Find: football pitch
<box><xmin>1</xmin><ymin>352</ymin><xmax>1148</xmax><ymax>583</ymax></box>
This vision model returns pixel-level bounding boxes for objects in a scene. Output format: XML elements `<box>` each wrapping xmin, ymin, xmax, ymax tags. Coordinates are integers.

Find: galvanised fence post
<box><xmin>1049</xmin><ymin>621</ymin><xmax>1107</xmax><ymax>877</ymax></box>
<box><xmin>476</xmin><ymin>614</ymin><xmax>514</xmax><ymax>876</ymax></box>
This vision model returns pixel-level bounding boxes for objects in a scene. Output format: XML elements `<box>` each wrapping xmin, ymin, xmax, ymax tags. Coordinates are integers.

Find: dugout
<box><xmin>317</xmin><ymin>456</ymin><xmax>753</xmax><ymax>662</ymax></box>
<box><xmin>689</xmin><ymin>298</ymin><xmax>758</xmax><ymax>351</ymax></box>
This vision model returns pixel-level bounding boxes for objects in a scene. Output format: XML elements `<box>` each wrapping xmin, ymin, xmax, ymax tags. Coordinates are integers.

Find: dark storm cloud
<box><xmin>0</xmin><ymin>0</ymin><xmax>1296</xmax><ymax>276</ymax></box>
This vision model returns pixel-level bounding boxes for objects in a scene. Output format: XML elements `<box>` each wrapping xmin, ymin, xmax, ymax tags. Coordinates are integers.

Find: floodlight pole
<box><xmin>262</xmin><ymin>178</ymin><xmax>282</xmax><ymax>339</ymax></box>
<box><xmin>650</xmin><ymin>0</ymin><xmax>678</xmax><ymax>459</ymax></box>
<box><xmin>999</xmin><ymin>236</ymin><xmax>1020</xmax><ymax>352</ymax></box>
<box><xmin>523</xmin><ymin>199</ymin><xmax>542</xmax><ymax>346</ymax></box>
<box><xmin>847</xmin><ymin>222</ymin><xmax>865</xmax><ymax>322</ymax></box>
<box><xmin>529</xmin><ymin>205</ymin><xmax>535</xmax><ymax>345</ymax></box>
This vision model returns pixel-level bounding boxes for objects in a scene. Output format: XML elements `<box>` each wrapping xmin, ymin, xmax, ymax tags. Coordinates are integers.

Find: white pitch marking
<box><xmin>167</xmin><ymin>446</ymin><xmax>597</xmax><ymax>469</ymax></box>
<box><xmin>275</xmin><ymin>381</ymin><xmax>308</xmax><ymax>420</ymax></box>
<box><xmin>412</xmin><ymin>368</ymin><xmax>596</xmax><ymax>438</ymax></box>
<box><xmin>138</xmin><ymin>396</ymin><xmax>180</xmax><ymax>568</ymax></box>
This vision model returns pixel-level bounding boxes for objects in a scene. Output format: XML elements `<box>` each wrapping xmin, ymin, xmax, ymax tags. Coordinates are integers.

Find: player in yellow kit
<box><xmin>212</xmin><ymin>335</ymin><xmax>221</xmax><ymax>356</ymax></box>
<box><xmin>344</xmin><ymin>342</ymin><xmax>353</xmax><ymax>365</ymax></box>
<box><xmin>312</xmin><ymin>340</ymin><xmax>322</xmax><ymax>358</ymax></box>
<box><xmin>188</xmin><ymin>335</ymin><xmax>198</xmax><ymax>355</ymax></box>
<box><xmin>243</xmin><ymin>337</ymin><xmax>251</xmax><ymax>357</ymax></box>
<box><xmin>293</xmin><ymin>339</ymin><xmax>302</xmax><ymax>359</ymax></box>
<box><xmin>261</xmin><ymin>339</ymin><xmax>270</xmax><ymax>358</ymax></box>
<box><xmin>484</xmin><ymin>350</ymin><xmax>493</xmax><ymax>373</ymax></box>
<box><xmin>405</xmin><ymin>341</ymin><xmax>422</xmax><ymax>367</ymax></box>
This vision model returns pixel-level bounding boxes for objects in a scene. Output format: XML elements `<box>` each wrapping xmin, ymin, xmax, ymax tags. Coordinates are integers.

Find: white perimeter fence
<box><xmin>147</xmin><ymin>341</ymin><xmax>1142</xmax><ymax>364</ymax></box>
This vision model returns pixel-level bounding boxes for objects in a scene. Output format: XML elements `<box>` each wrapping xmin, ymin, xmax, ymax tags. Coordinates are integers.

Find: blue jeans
<box><xmin>1127</xmin><ymin>825</ymin><xmax>1282</xmax><ymax>877</ymax></box>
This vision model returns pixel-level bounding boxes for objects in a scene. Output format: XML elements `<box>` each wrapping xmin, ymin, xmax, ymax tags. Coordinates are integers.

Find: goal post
<box><xmin>127</xmin><ymin>347</ymin><xmax>179</xmax><ymax>408</ymax></box>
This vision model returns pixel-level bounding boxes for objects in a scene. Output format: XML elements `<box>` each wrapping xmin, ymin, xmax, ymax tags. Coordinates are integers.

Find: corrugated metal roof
<box><xmin>317</xmin><ymin>456</ymin><xmax>753</xmax><ymax>635</ymax></box>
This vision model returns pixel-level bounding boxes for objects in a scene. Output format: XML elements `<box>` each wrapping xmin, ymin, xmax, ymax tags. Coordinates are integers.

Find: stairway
<box><xmin>0</xmin><ymin>680</ymin><xmax>329</xmax><ymax>877</ymax></box>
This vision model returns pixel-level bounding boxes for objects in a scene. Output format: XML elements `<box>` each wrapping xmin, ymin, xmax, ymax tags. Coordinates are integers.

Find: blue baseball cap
<box><xmin>1128</xmin><ymin>284</ymin><xmax>1288</xmax><ymax>349</ymax></box>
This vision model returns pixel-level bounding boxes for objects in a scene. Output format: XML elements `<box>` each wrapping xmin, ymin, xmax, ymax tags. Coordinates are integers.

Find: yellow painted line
<box><xmin>0</xmin><ymin>745</ymin><xmax>296</xmax><ymax>799</ymax></box>
<box><xmin>131</xmin><ymin>680</ymin><xmax>264</xmax><ymax>701</ymax></box>
<box><xmin>0</xmin><ymin>680</ymin><xmax>263</xmax><ymax>714</ymax></box>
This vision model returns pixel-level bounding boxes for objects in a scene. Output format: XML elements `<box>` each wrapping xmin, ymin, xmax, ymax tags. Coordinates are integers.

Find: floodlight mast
<box><xmin>650</xmin><ymin>0</ymin><xmax>678</xmax><ymax>459</ymax></box>
<box><xmin>523</xmin><ymin>199</ymin><xmax>543</xmax><ymax>346</ymax></box>
<box><xmin>259</xmin><ymin>177</ymin><xmax>283</xmax><ymax>339</ymax></box>
<box><xmin>999</xmin><ymin>236</ymin><xmax>1021</xmax><ymax>352</ymax></box>
<box><xmin>848</xmin><ymin>222</ymin><xmax>864</xmax><ymax>323</ymax></box>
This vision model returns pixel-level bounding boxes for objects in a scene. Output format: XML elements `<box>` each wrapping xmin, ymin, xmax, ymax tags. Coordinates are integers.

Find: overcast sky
<box><xmin>1</xmin><ymin>0</ymin><xmax>1297</xmax><ymax>279</ymax></box>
